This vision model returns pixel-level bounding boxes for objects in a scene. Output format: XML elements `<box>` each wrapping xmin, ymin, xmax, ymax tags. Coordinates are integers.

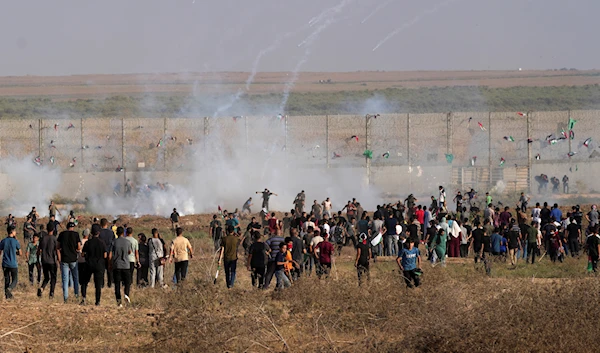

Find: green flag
<box><xmin>445</xmin><ymin>154</ymin><xmax>454</xmax><ymax>163</ymax></box>
<box><xmin>363</xmin><ymin>150</ymin><xmax>373</xmax><ymax>159</ymax></box>
<box><xmin>568</xmin><ymin>117</ymin><xmax>577</xmax><ymax>130</ymax></box>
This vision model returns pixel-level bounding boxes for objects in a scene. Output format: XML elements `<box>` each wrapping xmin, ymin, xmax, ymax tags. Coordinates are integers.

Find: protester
<box><xmin>57</xmin><ymin>222</ymin><xmax>81</xmax><ymax>303</ymax></box>
<box><xmin>170</xmin><ymin>228</ymin><xmax>193</xmax><ymax>284</ymax></box>
<box><xmin>396</xmin><ymin>237</ymin><xmax>421</xmax><ymax>288</ymax></box>
<box><xmin>25</xmin><ymin>233</ymin><xmax>41</xmax><ymax>285</ymax></box>
<box><xmin>110</xmin><ymin>226</ymin><xmax>132</xmax><ymax>307</ymax></box>
<box><xmin>0</xmin><ymin>225</ymin><xmax>21</xmax><ymax>299</ymax></box>
<box><xmin>219</xmin><ymin>226</ymin><xmax>240</xmax><ymax>289</ymax></box>
<box><xmin>80</xmin><ymin>224</ymin><xmax>106</xmax><ymax>306</ymax></box>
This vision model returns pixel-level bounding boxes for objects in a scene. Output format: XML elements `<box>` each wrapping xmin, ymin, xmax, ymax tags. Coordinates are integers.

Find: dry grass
<box><xmin>2</xmin><ymin>213</ymin><xmax>599</xmax><ymax>352</ymax></box>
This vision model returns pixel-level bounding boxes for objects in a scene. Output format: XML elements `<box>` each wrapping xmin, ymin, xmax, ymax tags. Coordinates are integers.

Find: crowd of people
<box><xmin>0</xmin><ymin>202</ymin><xmax>194</xmax><ymax>306</ymax></box>
<box><xmin>1</xmin><ymin>188</ymin><xmax>599</xmax><ymax>304</ymax></box>
<box><xmin>209</xmin><ymin>186</ymin><xmax>600</xmax><ymax>290</ymax></box>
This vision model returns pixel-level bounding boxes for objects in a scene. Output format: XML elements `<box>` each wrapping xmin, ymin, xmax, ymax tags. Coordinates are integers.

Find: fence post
<box><xmin>326</xmin><ymin>115</ymin><xmax>330</xmax><ymax>168</ymax></box>
<box><xmin>163</xmin><ymin>116</ymin><xmax>167</xmax><ymax>171</ymax></box>
<box><xmin>488</xmin><ymin>111</ymin><xmax>492</xmax><ymax>189</ymax></box>
<box><xmin>38</xmin><ymin>119</ymin><xmax>42</xmax><ymax>160</ymax></box>
<box><xmin>527</xmin><ymin>112</ymin><xmax>532</xmax><ymax>193</ymax></box>
<box><xmin>407</xmin><ymin>113</ymin><xmax>411</xmax><ymax>190</ymax></box>
<box><xmin>365</xmin><ymin>115</ymin><xmax>372</xmax><ymax>186</ymax></box>
<box><xmin>80</xmin><ymin>117</ymin><xmax>84</xmax><ymax>172</ymax></box>
<box><xmin>122</xmin><ymin>117</ymin><xmax>126</xmax><ymax>189</ymax></box>
<box><xmin>567</xmin><ymin>109</ymin><xmax>572</xmax><ymax>154</ymax></box>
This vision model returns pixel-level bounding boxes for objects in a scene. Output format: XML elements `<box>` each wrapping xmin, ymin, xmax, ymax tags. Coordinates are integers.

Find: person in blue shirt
<box><xmin>490</xmin><ymin>229</ymin><xmax>502</xmax><ymax>255</ymax></box>
<box><xmin>396</xmin><ymin>239</ymin><xmax>421</xmax><ymax>288</ymax></box>
<box><xmin>0</xmin><ymin>225</ymin><xmax>22</xmax><ymax>299</ymax></box>
<box><xmin>550</xmin><ymin>203</ymin><xmax>563</xmax><ymax>223</ymax></box>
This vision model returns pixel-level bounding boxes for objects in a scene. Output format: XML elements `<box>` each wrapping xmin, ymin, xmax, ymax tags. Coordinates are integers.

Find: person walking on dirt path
<box><xmin>110</xmin><ymin>226</ymin><xmax>133</xmax><ymax>307</ymax></box>
<box><xmin>355</xmin><ymin>233</ymin><xmax>371</xmax><ymax>286</ymax></box>
<box><xmin>289</xmin><ymin>228</ymin><xmax>304</xmax><ymax>280</ymax></box>
<box><xmin>433</xmin><ymin>218</ymin><xmax>448</xmax><ymax>267</ymax></box>
<box><xmin>263</xmin><ymin>228</ymin><xmax>285</xmax><ymax>290</ymax></box>
<box><xmin>98</xmin><ymin>218</ymin><xmax>115</xmax><ymax>288</ymax></box>
<box><xmin>210</xmin><ymin>215</ymin><xmax>223</xmax><ymax>252</ymax></box>
<box><xmin>518</xmin><ymin>192</ymin><xmax>530</xmax><ymax>212</ymax></box>
<box><xmin>23</xmin><ymin>216</ymin><xmax>35</xmax><ymax>243</ymax></box>
<box><xmin>125</xmin><ymin>229</ymin><xmax>140</xmax><ymax>283</ymax></box>
<box><xmin>170</xmin><ymin>208</ymin><xmax>180</xmax><ymax>232</ymax></box>
<box><xmin>247</xmin><ymin>232</ymin><xmax>269</xmax><ymax>289</ymax></box>
<box><xmin>170</xmin><ymin>228</ymin><xmax>193</xmax><ymax>284</ymax></box>
<box><xmin>0</xmin><ymin>225</ymin><xmax>21</xmax><ymax>299</ymax></box>
<box><xmin>586</xmin><ymin>226</ymin><xmax>600</xmax><ymax>273</ymax></box>
<box><xmin>256</xmin><ymin>189</ymin><xmax>277</xmax><ymax>211</ymax></box>
<box><xmin>274</xmin><ymin>243</ymin><xmax>291</xmax><ymax>290</ymax></box>
<box><xmin>148</xmin><ymin>228</ymin><xmax>167</xmax><ymax>288</ymax></box>
<box><xmin>80</xmin><ymin>224</ymin><xmax>106</xmax><ymax>306</ymax></box>
<box><xmin>526</xmin><ymin>221</ymin><xmax>541</xmax><ymax>264</ymax></box>
<box><xmin>219</xmin><ymin>226</ymin><xmax>241</xmax><ymax>289</ymax></box>
<box><xmin>396</xmin><ymin>237</ymin><xmax>421</xmax><ymax>288</ymax></box>
<box><xmin>506</xmin><ymin>219</ymin><xmax>521</xmax><ymax>267</ymax></box>
<box><xmin>315</xmin><ymin>233</ymin><xmax>334</xmax><ymax>279</ymax></box>
<box><xmin>25</xmin><ymin>233</ymin><xmax>41</xmax><ymax>285</ymax></box>
<box><xmin>479</xmin><ymin>221</ymin><xmax>492</xmax><ymax>275</ymax></box>
<box><xmin>37</xmin><ymin>223</ymin><xmax>59</xmax><ymax>299</ymax></box>
<box><xmin>28</xmin><ymin>207</ymin><xmax>40</xmax><ymax>228</ymax></box>
<box><xmin>57</xmin><ymin>222</ymin><xmax>81</xmax><ymax>304</ymax></box>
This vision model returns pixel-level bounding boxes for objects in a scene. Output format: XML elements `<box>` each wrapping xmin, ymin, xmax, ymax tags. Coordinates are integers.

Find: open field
<box><xmin>1</xmin><ymin>210</ymin><xmax>598</xmax><ymax>352</ymax></box>
<box><xmin>1</xmin><ymin>70</ymin><xmax>600</xmax><ymax>97</ymax></box>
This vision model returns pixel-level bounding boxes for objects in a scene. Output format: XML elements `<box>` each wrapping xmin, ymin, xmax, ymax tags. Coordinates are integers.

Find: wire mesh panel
<box><xmin>489</xmin><ymin>112</ymin><xmax>529</xmax><ymax>168</ymax></box>
<box><xmin>82</xmin><ymin>117</ymin><xmax>123</xmax><ymax>172</ymax></box>
<box><xmin>451</xmin><ymin>112</ymin><xmax>490</xmax><ymax>167</ymax></box>
<box><xmin>530</xmin><ymin>110</ymin><xmax>569</xmax><ymax>163</ymax></box>
<box><xmin>328</xmin><ymin>115</ymin><xmax>365</xmax><ymax>168</ymax></box>
<box><xmin>569</xmin><ymin>110</ymin><xmax>600</xmax><ymax>161</ymax></box>
<box><xmin>370</xmin><ymin>114</ymin><xmax>409</xmax><ymax>167</ymax></box>
<box><xmin>409</xmin><ymin>113</ymin><xmax>448</xmax><ymax>166</ymax></box>
<box><xmin>165</xmin><ymin>117</ymin><xmax>205</xmax><ymax>171</ymax></box>
<box><xmin>245</xmin><ymin>115</ymin><xmax>286</xmax><ymax>158</ymax></box>
<box><xmin>40</xmin><ymin>119</ymin><xmax>83</xmax><ymax>172</ymax></box>
<box><xmin>123</xmin><ymin>118</ymin><xmax>165</xmax><ymax>171</ymax></box>
<box><xmin>0</xmin><ymin>118</ymin><xmax>39</xmax><ymax>160</ymax></box>
<box><xmin>286</xmin><ymin>115</ymin><xmax>327</xmax><ymax>167</ymax></box>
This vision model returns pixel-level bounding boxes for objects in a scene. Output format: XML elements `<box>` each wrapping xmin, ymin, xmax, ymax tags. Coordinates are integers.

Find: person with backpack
<box><xmin>170</xmin><ymin>208</ymin><xmax>180</xmax><ymax>233</ymax></box>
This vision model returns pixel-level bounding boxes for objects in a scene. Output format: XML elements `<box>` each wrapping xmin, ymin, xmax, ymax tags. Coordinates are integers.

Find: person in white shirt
<box><xmin>439</xmin><ymin>186</ymin><xmax>447</xmax><ymax>208</ymax></box>
<box><xmin>322</xmin><ymin>198</ymin><xmax>332</xmax><ymax>218</ymax></box>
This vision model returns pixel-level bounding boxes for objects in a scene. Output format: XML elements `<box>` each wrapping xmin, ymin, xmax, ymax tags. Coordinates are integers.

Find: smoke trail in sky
<box><xmin>361</xmin><ymin>0</ymin><xmax>393</xmax><ymax>24</ymax></box>
<box><xmin>279</xmin><ymin>0</ymin><xmax>353</xmax><ymax>113</ymax></box>
<box><xmin>372</xmin><ymin>0</ymin><xmax>461</xmax><ymax>52</ymax></box>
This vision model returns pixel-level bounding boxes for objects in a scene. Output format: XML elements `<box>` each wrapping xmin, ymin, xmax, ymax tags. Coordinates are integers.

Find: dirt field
<box><xmin>0</xmin><ymin>209</ymin><xmax>598</xmax><ymax>352</ymax></box>
<box><xmin>1</xmin><ymin>70</ymin><xmax>599</xmax><ymax>98</ymax></box>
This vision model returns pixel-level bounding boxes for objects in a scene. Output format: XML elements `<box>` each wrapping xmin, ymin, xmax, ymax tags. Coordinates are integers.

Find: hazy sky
<box><xmin>1</xmin><ymin>0</ymin><xmax>598</xmax><ymax>76</ymax></box>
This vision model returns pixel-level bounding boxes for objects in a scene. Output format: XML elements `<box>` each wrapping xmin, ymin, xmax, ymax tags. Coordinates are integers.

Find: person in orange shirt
<box><xmin>284</xmin><ymin>238</ymin><xmax>299</xmax><ymax>283</ymax></box>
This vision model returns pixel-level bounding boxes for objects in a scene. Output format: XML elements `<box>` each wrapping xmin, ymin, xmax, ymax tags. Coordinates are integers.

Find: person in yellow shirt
<box><xmin>169</xmin><ymin>228</ymin><xmax>193</xmax><ymax>283</ymax></box>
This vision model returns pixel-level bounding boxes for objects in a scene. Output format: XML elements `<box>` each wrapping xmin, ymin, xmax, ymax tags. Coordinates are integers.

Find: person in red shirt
<box><xmin>415</xmin><ymin>205</ymin><xmax>425</xmax><ymax>235</ymax></box>
<box><xmin>314</xmin><ymin>233</ymin><xmax>334</xmax><ymax>279</ymax></box>
<box><xmin>268</xmin><ymin>212</ymin><xmax>278</xmax><ymax>235</ymax></box>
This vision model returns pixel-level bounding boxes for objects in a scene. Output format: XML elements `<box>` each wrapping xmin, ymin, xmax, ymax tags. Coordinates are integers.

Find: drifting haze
<box><xmin>1</xmin><ymin>0</ymin><xmax>598</xmax><ymax>76</ymax></box>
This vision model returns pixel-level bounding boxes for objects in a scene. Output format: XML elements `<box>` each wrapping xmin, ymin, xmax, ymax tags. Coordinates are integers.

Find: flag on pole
<box><xmin>568</xmin><ymin>117</ymin><xmax>577</xmax><ymax>130</ymax></box>
<box><xmin>478</xmin><ymin>122</ymin><xmax>486</xmax><ymax>131</ymax></box>
<box><xmin>499</xmin><ymin>157</ymin><xmax>505</xmax><ymax>166</ymax></box>
<box><xmin>503</xmin><ymin>136</ymin><xmax>515</xmax><ymax>142</ymax></box>
<box><xmin>382</xmin><ymin>151</ymin><xmax>390</xmax><ymax>159</ymax></box>
<box><xmin>517</xmin><ymin>112</ymin><xmax>527</xmax><ymax>117</ymax></box>
<box><xmin>584</xmin><ymin>137</ymin><xmax>592</xmax><ymax>147</ymax></box>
